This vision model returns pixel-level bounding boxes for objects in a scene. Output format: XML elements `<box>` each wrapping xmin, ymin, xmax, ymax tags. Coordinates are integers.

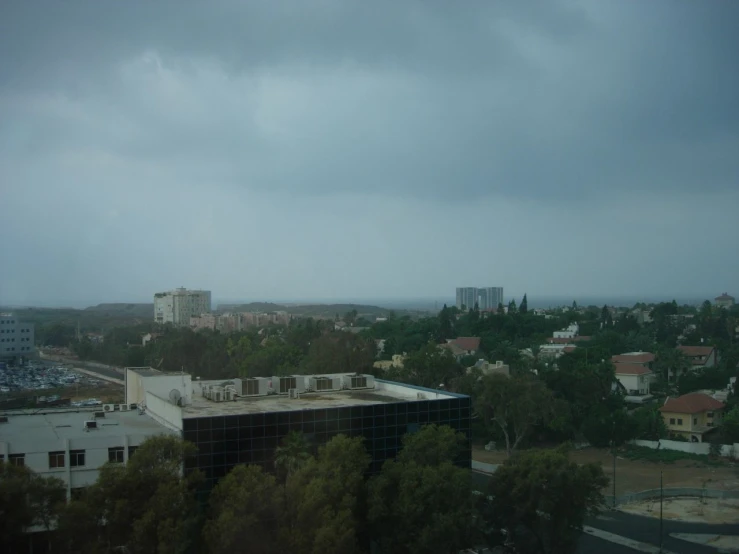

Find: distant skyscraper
<box><xmin>456</xmin><ymin>287</ymin><xmax>478</xmax><ymax>311</ymax></box>
<box><xmin>479</xmin><ymin>287</ymin><xmax>504</xmax><ymax>310</ymax></box>
<box><xmin>456</xmin><ymin>286</ymin><xmax>503</xmax><ymax>311</ymax></box>
<box><xmin>154</xmin><ymin>288</ymin><xmax>211</xmax><ymax>326</ymax></box>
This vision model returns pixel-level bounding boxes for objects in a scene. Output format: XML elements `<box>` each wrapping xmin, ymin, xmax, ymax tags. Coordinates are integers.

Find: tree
<box><xmin>721</xmin><ymin>405</ymin><xmax>739</xmax><ymax>444</ymax></box>
<box><xmin>632</xmin><ymin>405</ymin><xmax>668</xmax><ymax>441</ymax></box>
<box><xmin>654</xmin><ymin>347</ymin><xmax>691</xmax><ymax>384</ymax></box>
<box><xmin>476</xmin><ymin>374</ymin><xmax>555</xmax><ymax>456</ymax></box>
<box><xmin>581</xmin><ymin>408</ymin><xmax>637</xmax><ymax>448</ymax></box>
<box><xmin>0</xmin><ymin>461</ymin><xmax>66</xmax><ymax>550</ymax></box>
<box><xmin>301</xmin><ymin>332</ymin><xmax>376</xmax><ymax>375</ymax></box>
<box><xmin>284</xmin><ymin>435</ymin><xmax>370</xmax><ymax>554</ymax></box>
<box><xmin>385</xmin><ymin>341</ymin><xmax>463</xmax><ymax>389</ymax></box>
<box><xmin>508</xmin><ymin>299</ymin><xmax>517</xmax><ymax>314</ymax></box>
<box><xmin>368</xmin><ymin>425</ymin><xmax>477</xmax><ymax>554</ymax></box>
<box><xmin>275</xmin><ymin>431</ymin><xmax>312</xmax><ymax>481</ymax></box>
<box><xmin>57</xmin><ymin>436</ymin><xmax>202</xmax><ymax>554</ymax></box>
<box><xmin>204</xmin><ymin>465</ymin><xmax>283</xmax><ymax>554</ymax></box>
<box><xmin>484</xmin><ymin>447</ymin><xmax>608</xmax><ymax>553</ymax></box>
<box><xmin>520</xmin><ymin>294</ymin><xmax>528</xmax><ymax>314</ymax></box>
<box><xmin>438</xmin><ymin>304</ymin><xmax>454</xmax><ymax>341</ymax></box>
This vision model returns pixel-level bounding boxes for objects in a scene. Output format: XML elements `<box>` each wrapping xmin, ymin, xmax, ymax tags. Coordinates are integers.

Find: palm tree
<box><xmin>274</xmin><ymin>431</ymin><xmax>311</xmax><ymax>480</ymax></box>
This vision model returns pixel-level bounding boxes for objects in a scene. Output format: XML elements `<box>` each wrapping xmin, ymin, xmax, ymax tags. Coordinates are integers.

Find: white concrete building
<box><xmin>153</xmin><ymin>288</ymin><xmax>211</xmax><ymax>326</ymax></box>
<box><xmin>614</xmin><ymin>363</ymin><xmax>652</xmax><ymax>400</ymax></box>
<box><xmin>553</xmin><ymin>322</ymin><xmax>579</xmax><ymax>339</ymax></box>
<box><xmin>0</xmin><ymin>313</ymin><xmax>35</xmax><ymax>359</ymax></box>
<box><xmin>0</xmin><ymin>406</ymin><xmax>173</xmax><ymax>501</ymax></box>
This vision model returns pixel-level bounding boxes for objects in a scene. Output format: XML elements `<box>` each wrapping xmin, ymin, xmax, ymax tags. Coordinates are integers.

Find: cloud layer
<box><xmin>1</xmin><ymin>1</ymin><xmax>737</xmax><ymax>306</ymax></box>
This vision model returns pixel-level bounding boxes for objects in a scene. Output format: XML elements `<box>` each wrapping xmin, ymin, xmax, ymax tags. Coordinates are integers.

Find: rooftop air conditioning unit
<box><xmin>103</xmin><ymin>404</ymin><xmax>116</xmax><ymax>412</ymax></box>
<box><xmin>242</xmin><ymin>377</ymin><xmax>269</xmax><ymax>396</ymax></box>
<box><xmin>288</xmin><ymin>388</ymin><xmax>300</xmax><ymax>399</ymax></box>
<box><xmin>84</xmin><ymin>420</ymin><xmax>98</xmax><ymax>430</ymax></box>
<box><xmin>343</xmin><ymin>374</ymin><xmax>374</xmax><ymax>390</ymax></box>
<box><xmin>309</xmin><ymin>375</ymin><xmax>342</xmax><ymax>392</ymax></box>
<box><xmin>118</xmin><ymin>404</ymin><xmax>130</xmax><ymax>411</ymax></box>
<box><xmin>273</xmin><ymin>376</ymin><xmax>306</xmax><ymax>395</ymax></box>
<box><xmin>129</xmin><ymin>403</ymin><xmax>138</xmax><ymax>410</ymax></box>
<box><xmin>417</xmin><ymin>393</ymin><xmax>427</xmax><ymax>400</ymax></box>
<box><xmin>93</xmin><ymin>411</ymin><xmax>106</xmax><ymax>419</ymax></box>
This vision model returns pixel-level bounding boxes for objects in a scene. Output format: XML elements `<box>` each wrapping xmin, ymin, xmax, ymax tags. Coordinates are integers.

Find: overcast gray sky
<box><xmin>1</xmin><ymin>0</ymin><xmax>737</xmax><ymax>307</ymax></box>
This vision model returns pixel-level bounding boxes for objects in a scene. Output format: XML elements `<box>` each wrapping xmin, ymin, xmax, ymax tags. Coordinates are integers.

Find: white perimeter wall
<box><xmin>630</xmin><ymin>439</ymin><xmax>739</xmax><ymax>459</ymax></box>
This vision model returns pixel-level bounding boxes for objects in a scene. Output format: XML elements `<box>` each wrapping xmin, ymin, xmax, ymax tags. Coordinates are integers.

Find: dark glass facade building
<box><xmin>182</xmin><ymin>381</ymin><xmax>471</xmax><ymax>492</ymax></box>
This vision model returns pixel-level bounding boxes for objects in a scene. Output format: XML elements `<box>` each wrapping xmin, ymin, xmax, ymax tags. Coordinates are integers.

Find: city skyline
<box><xmin>1</xmin><ymin>1</ymin><xmax>738</xmax><ymax>307</ymax></box>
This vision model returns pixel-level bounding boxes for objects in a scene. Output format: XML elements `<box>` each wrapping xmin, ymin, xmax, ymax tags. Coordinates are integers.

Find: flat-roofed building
<box><xmin>0</xmin><ymin>407</ymin><xmax>175</xmax><ymax>501</ymax></box>
<box><xmin>125</xmin><ymin>367</ymin><xmax>472</xmax><ymax>492</ymax></box>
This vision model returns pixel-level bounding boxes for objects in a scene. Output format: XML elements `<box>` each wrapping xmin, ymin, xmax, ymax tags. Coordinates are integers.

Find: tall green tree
<box><xmin>204</xmin><ymin>465</ymin><xmax>283</xmax><ymax>554</ymax></box>
<box><xmin>520</xmin><ymin>294</ymin><xmax>528</xmax><ymax>314</ymax></box>
<box><xmin>57</xmin><ymin>435</ymin><xmax>203</xmax><ymax>554</ymax></box>
<box><xmin>0</xmin><ymin>461</ymin><xmax>66</xmax><ymax>550</ymax></box>
<box><xmin>484</xmin><ymin>447</ymin><xmax>607</xmax><ymax>554</ymax></box>
<box><xmin>476</xmin><ymin>374</ymin><xmax>555</xmax><ymax>456</ymax></box>
<box><xmin>274</xmin><ymin>431</ymin><xmax>312</xmax><ymax>481</ymax></box>
<box><xmin>508</xmin><ymin>299</ymin><xmax>517</xmax><ymax>314</ymax></box>
<box><xmin>384</xmin><ymin>341</ymin><xmax>462</xmax><ymax>389</ymax></box>
<box><xmin>284</xmin><ymin>435</ymin><xmax>370</xmax><ymax>554</ymax></box>
<box><xmin>368</xmin><ymin>425</ymin><xmax>477</xmax><ymax>554</ymax></box>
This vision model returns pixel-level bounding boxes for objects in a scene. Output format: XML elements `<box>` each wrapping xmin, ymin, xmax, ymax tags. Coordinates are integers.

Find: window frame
<box><xmin>70</xmin><ymin>449</ymin><xmax>86</xmax><ymax>467</ymax></box>
<box><xmin>9</xmin><ymin>454</ymin><xmax>24</xmax><ymax>466</ymax></box>
<box><xmin>49</xmin><ymin>451</ymin><xmax>66</xmax><ymax>469</ymax></box>
<box><xmin>108</xmin><ymin>447</ymin><xmax>125</xmax><ymax>463</ymax></box>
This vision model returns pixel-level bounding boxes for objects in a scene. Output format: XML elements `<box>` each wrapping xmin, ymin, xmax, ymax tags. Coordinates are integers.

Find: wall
<box><xmin>145</xmin><ymin>391</ymin><xmax>184</xmax><ymax>432</ymax></box>
<box><xmin>630</xmin><ymin>439</ymin><xmax>739</xmax><ymax>459</ymax></box>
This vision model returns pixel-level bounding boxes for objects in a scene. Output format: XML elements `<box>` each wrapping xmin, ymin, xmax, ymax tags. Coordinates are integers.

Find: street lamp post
<box><xmin>659</xmin><ymin>470</ymin><xmax>663</xmax><ymax>554</ymax></box>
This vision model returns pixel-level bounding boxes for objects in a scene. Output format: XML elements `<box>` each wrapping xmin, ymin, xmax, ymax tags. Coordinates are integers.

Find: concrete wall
<box><xmin>630</xmin><ymin>439</ymin><xmax>739</xmax><ymax>459</ymax></box>
<box><xmin>145</xmin><ymin>391</ymin><xmax>183</xmax><ymax>432</ymax></box>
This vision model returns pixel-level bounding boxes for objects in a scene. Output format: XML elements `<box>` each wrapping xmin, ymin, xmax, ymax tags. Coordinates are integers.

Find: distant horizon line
<box><xmin>0</xmin><ymin>292</ymin><xmax>725</xmax><ymax>311</ymax></box>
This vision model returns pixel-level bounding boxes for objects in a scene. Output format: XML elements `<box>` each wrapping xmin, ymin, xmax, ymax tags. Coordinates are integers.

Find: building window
<box><xmin>669</xmin><ymin>418</ymin><xmax>675</xmax><ymax>425</ymax></box>
<box><xmin>128</xmin><ymin>446</ymin><xmax>138</xmax><ymax>458</ymax></box>
<box><xmin>49</xmin><ymin>451</ymin><xmax>65</xmax><ymax>469</ymax></box>
<box><xmin>677</xmin><ymin>418</ymin><xmax>683</xmax><ymax>425</ymax></box>
<box><xmin>707</xmin><ymin>412</ymin><xmax>714</xmax><ymax>418</ymax></box>
<box><xmin>693</xmin><ymin>418</ymin><xmax>698</xmax><ymax>425</ymax></box>
<box><xmin>108</xmin><ymin>447</ymin><xmax>125</xmax><ymax>463</ymax></box>
<box><xmin>9</xmin><ymin>454</ymin><xmax>25</xmax><ymax>466</ymax></box>
<box><xmin>70</xmin><ymin>450</ymin><xmax>85</xmax><ymax>467</ymax></box>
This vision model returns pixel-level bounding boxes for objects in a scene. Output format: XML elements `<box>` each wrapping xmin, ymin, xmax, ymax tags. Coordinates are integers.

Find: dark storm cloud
<box><xmin>1</xmin><ymin>0</ymin><xmax>737</xmax><ymax>201</ymax></box>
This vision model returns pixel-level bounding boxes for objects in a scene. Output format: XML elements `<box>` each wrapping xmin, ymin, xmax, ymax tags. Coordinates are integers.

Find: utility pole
<box><xmin>611</xmin><ymin>418</ymin><xmax>617</xmax><ymax>509</ymax></box>
<box><xmin>659</xmin><ymin>470</ymin><xmax>663</xmax><ymax>553</ymax></box>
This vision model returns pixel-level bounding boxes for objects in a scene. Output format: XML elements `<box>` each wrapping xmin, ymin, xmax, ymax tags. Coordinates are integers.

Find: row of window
<box><xmin>0</xmin><ymin>320</ymin><xmax>16</xmax><ymax>324</ymax></box>
<box><xmin>1</xmin><ymin>446</ymin><xmax>139</xmax><ymax>469</ymax></box>
<box><xmin>0</xmin><ymin>337</ymin><xmax>30</xmax><ymax>342</ymax></box>
<box><xmin>0</xmin><ymin>329</ymin><xmax>16</xmax><ymax>333</ymax></box>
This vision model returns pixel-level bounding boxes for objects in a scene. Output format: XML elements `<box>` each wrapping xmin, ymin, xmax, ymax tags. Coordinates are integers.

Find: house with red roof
<box><xmin>676</xmin><ymin>345</ymin><xmax>719</xmax><ymax>368</ymax></box>
<box><xmin>659</xmin><ymin>392</ymin><xmax>725</xmax><ymax>442</ymax></box>
<box><xmin>440</xmin><ymin>337</ymin><xmax>481</xmax><ymax>360</ymax></box>
<box><xmin>613</xmin><ymin>363</ymin><xmax>652</xmax><ymax>400</ymax></box>
<box><xmin>714</xmin><ymin>292</ymin><xmax>735</xmax><ymax>309</ymax></box>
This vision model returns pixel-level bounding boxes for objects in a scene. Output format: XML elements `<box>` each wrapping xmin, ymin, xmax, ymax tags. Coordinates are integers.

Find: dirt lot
<box><xmin>70</xmin><ymin>382</ymin><xmax>124</xmax><ymax>403</ymax></box>
<box><xmin>620</xmin><ymin>497</ymin><xmax>739</xmax><ymax>524</ymax></box>
<box><xmin>473</xmin><ymin>446</ymin><xmax>739</xmax><ymax>495</ymax></box>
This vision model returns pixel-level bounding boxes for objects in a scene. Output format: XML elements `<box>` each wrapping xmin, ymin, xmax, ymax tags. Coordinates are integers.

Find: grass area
<box><xmin>622</xmin><ymin>445</ymin><xmax>726</xmax><ymax>467</ymax></box>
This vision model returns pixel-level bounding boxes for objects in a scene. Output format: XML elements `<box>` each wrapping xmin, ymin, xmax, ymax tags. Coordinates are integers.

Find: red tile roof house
<box><xmin>659</xmin><ymin>392</ymin><xmax>725</xmax><ymax>442</ymax></box>
<box><xmin>677</xmin><ymin>345</ymin><xmax>719</xmax><ymax>368</ymax></box>
<box><xmin>613</xmin><ymin>363</ymin><xmax>653</xmax><ymax>400</ymax></box>
<box><xmin>441</xmin><ymin>337</ymin><xmax>481</xmax><ymax>360</ymax></box>
<box><xmin>610</xmin><ymin>352</ymin><xmax>655</xmax><ymax>366</ymax></box>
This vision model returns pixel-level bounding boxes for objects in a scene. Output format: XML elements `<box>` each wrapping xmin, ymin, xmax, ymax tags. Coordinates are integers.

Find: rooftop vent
<box><xmin>94</xmin><ymin>411</ymin><xmax>106</xmax><ymax>419</ymax></box>
<box><xmin>84</xmin><ymin>420</ymin><xmax>98</xmax><ymax>430</ymax></box>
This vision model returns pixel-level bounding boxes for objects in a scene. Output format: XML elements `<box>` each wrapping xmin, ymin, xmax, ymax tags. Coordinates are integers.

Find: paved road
<box><xmin>581</xmin><ymin>510</ymin><xmax>737</xmax><ymax>553</ymax></box>
<box><xmin>471</xmin><ymin>471</ymin><xmax>735</xmax><ymax>553</ymax></box>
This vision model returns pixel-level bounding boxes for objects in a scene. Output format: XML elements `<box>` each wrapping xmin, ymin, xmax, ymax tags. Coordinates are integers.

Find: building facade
<box><xmin>455</xmin><ymin>287</ymin><xmax>503</xmax><ymax>311</ymax></box>
<box><xmin>0</xmin><ymin>313</ymin><xmax>35</xmax><ymax>360</ymax></box>
<box><xmin>714</xmin><ymin>293</ymin><xmax>735</xmax><ymax>309</ymax></box>
<box><xmin>659</xmin><ymin>392</ymin><xmax>724</xmax><ymax>442</ymax></box>
<box><xmin>125</xmin><ymin>368</ymin><xmax>471</xmax><ymax>493</ymax></box>
<box><xmin>0</xmin><ymin>406</ymin><xmax>173</xmax><ymax>500</ymax></box>
<box><xmin>154</xmin><ymin>288</ymin><xmax>211</xmax><ymax>326</ymax></box>
<box><xmin>478</xmin><ymin>287</ymin><xmax>504</xmax><ymax>311</ymax></box>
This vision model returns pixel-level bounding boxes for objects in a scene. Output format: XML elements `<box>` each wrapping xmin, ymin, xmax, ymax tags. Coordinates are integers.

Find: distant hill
<box><xmin>218</xmin><ymin>302</ymin><xmax>395</xmax><ymax>318</ymax></box>
<box><xmin>218</xmin><ymin>302</ymin><xmax>285</xmax><ymax>312</ymax></box>
<box><xmin>84</xmin><ymin>303</ymin><xmax>153</xmax><ymax>317</ymax></box>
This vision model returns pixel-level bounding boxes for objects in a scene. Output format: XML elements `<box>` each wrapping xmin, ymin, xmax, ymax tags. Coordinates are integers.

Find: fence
<box><xmin>630</xmin><ymin>439</ymin><xmax>739</xmax><ymax>459</ymax></box>
<box><xmin>605</xmin><ymin>488</ymin><xmax>739</xmax><ymax>507</ymax></box>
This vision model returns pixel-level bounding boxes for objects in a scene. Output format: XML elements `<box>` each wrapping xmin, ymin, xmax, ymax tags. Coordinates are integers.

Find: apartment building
<box><xmin>0</xmin><ymin>313</ymin><xmax>35</xmax><ymax>360</ymax></box>
<box><xmin>153</xmin><ymin>288</ymin><xmax>211</xmax><ymax>326</ymax></box>
<box><xmin>455</xmin><ymin>286</ymin><xmax>503</xmax><ymax>311</ymax></box>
